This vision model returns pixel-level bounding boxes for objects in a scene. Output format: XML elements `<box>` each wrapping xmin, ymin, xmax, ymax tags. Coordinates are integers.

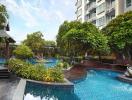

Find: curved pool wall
<box><xmin>24</xmin><ymin>69</ymin><xmax>132</xmax><ymax>100</ymax></box>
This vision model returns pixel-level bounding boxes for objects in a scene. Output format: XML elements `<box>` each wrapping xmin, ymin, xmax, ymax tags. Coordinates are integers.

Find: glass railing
<box><xmin>106</xmin><ymin>1</ymin><xmax>115</xmax><ymax>12</ymax></box>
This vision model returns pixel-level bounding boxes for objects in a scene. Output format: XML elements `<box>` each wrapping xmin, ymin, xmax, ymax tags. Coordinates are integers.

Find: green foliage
<box><xmin>23</xmin><ymin>31</ymin><xmax>45</xmax><ymax>52</ymax></box>
<box><xmin>0</xmin><ymin>5</ymin><xmax>8</xmax><ymax>29</ymax></box>
<box><xmin>44</xmin><ymin>40</ymin><xmax>58</xmax><ymax>57</ymax></box>
<box><xmin>56</xmin><ymin>62</ymin><xmax>70</xmax><ymax>69</ymax></box>
<box><xmin>45</xmin><ymin>40</ymin><xmax>56</xmax><ymax>47</ymax></box>
<box><xmin>13</xmin><ymin>45</ymin><xmax>33</xmax><ymax>59</ymax></box>
<box><xmin>103</xmin><ymin>11</ymin><xmax>132</xmax><ymax>51</ymax></box>
<box><xmin>44</xmin><ymin>67</ymin><xmax>64</xmax><ymax>82</ymax></box>
<box><xmin>57</xmin><ymin>21</ymin><xmax>109</xmax><ymax>57</ymax></box>
<box><xmin>8</xmin><ymin>58</ymin><xmax>64</xmax><ymax>82</ymax></box>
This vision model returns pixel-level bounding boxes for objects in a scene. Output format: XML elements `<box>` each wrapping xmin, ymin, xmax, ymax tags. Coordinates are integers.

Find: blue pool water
<box><xmin>28</xmin><ymin>58</ymin><xmax>59</xmax><ymax>68</ymax></box>
<box><xmin>44</xmin><ymin>58</ymin><xmax>59</xmax><ymax>68</ymax></box>
<box><xmin>0</xmin><ymin>58</ymin><xmax>6</xmax><ymax>64</ymax></box>
<box><xmin>24</xmin><ymin>70</ymin><xmax>132</xmax><ymax>100</ymax></box>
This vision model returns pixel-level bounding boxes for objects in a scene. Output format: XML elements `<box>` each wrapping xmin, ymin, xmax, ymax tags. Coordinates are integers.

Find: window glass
<box><xmin>97</xmin><ymin>16</ymin><xmax>105</xmax><ymax>27</ymax></box>
<box><xmin>126</xmin><ymin>0</ymin><xmax>131</xmax><ymax>7</ymax></box>
<box><xmin>96</xmin><ymin>3</ymin><xmax>105</xmax><ymax>14</ymax></box>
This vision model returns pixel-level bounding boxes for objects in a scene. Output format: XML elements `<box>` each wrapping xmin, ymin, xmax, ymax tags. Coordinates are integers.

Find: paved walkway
<box><xmin>0</xmin><ymin>75</ymin><xmax>20</xmax><ymax>100</ymax></box>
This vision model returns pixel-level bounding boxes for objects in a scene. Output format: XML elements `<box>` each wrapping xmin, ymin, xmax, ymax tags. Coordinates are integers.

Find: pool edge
<box><xmin>12</xmin><ymin>79</ymin><xmax>26</xmax><ymax>100</ymax></box>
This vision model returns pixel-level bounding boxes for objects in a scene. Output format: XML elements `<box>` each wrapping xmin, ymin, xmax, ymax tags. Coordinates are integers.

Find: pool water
<box><xmin>24</xmin><ymin>82</ymin><xmax>78</xmax><ymax>100</ymax></box>
<box><xmin>44</xmin><ymin>58</ymin><xmax>59</xmax><ymax>68</ymax></box>
<box><xmin>24</xmin><ymin>70</ymin><xmax>132</xmax><ymax>100</ymax></box>
<box><xmin>28</xmin><ymin>58</ymin><xmax>59</xmax><ymax>68</ymax></box>
<box><xmin>0</xmin><ymin>58</ymin><xmax>6</xmax><ymax>65</ymax></box>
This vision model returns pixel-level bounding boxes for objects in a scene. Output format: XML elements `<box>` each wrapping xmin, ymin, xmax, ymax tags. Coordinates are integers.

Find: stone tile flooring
<box><xmin>0</xmin><ymin>76</ymin><xmax>20</xmax><ymax>100</ymax></box>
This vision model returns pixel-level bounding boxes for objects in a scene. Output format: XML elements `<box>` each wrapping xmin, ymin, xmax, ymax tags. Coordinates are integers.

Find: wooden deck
<box><xmin>64</xmin><ymin>60</ymin><xmax>127</xmax><ymax>81</ymax></box>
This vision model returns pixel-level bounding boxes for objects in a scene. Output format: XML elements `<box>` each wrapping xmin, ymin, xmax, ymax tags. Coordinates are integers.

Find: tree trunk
<box><xmin>98</xmin><ymin>52</ymin><xmax>102</xmax><ymax>63</ymax></box>
<box><xmin>5</xmin><ymin>40</ymin><xmax>9</xmax><ymax>60</ymax></box>
<box><xmin>127</xmin><ymin>48</ymin><xmax>131</xmax><ymax>64</ymax></box>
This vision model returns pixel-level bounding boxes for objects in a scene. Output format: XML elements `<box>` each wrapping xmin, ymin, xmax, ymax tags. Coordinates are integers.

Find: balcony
<box><xmin>106</xmin><ymin>1</ymin><xmax>115</xmax><ymax>14</ymax></box>
<box><xmin>85</xmin><ymin>10</ymin><xmax>90</xmax><ymax>15</ymax></box>
<box><xmin>88</xmin><ymin>14</ymin><xmax>96</xmax><ymax>22</ymax></box>
<box><xmin>76</xmin><ymin>0</ymin><xmax>82</xmax><ymax>8</ymax></box>
<box><xmin>106</xmin><ymin>16</ymin><xmax>115</xmax><ymax>24</ymax></box>
<box><xmin>87</xmin><ymin>2</ymin><xmax>96</xmax><ymax>11</ymax></box>
<box><xmin>86</xmin><ymin>0</ymin><xmax>90</xmax><ymax>4</ymax></box>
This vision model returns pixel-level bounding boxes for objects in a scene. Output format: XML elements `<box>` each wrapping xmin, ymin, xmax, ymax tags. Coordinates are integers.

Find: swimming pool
<box><xmin>44</xmin><ymin>58</ymin><xmax>59</xmax><ymax>68</ymax></box>
<box><xmin>24</xmin><ymin>69</ymin><xmax>132</xmax><ymax>100</ymax></box>
<box><xmin>28</xmin><ymin>58</ymin><xmax>59</xmax><ymax>68</ymax></box>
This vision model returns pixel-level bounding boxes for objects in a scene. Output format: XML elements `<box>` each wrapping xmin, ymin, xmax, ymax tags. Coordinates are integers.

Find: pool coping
<box><xmin>12</xmin><ymin>79</ymin><xmax>26</xmax><ymax>100</ymax></box>
<box><xmin>86</xmin><ymin>68</ymin><xmax>124</xmax><ymax>73</ymax></box>
<box><xmin>12</xmin><ymin>78</ymin><xmax>74</xmax><ymax>100</ymax></box>
<box><xmin>26</xmin><ymin>78</ymin><xmax>74</xmax><ymax>87</ymax></box>
<box><xmin>12</xmin><ymin>68</ymin><xmax>124</xmax><ymax>100</ymax></box>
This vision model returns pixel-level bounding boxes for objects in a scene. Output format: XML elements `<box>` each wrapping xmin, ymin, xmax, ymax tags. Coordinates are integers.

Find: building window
<box><xmin>77</xmin><ymin>9</ymin><xmax>82</xmax><ymax>17</ymax></box>
<box><xmin>126</xmin><ymin>0</ymin><xmax>131</xmax><ymax>7</ymax></box>
<box><xmin>96</xmin><ymin>16</ymin><xmax>105</xmax><ymax>27</ymax></box>
<box><xmin>96</xmin><ymin>3</ymin><xmax>105</xmax><ymax>14</ymax></box>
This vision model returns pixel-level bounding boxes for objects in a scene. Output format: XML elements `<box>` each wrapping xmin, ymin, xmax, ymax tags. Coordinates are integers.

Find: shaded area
<box><xmin>0</xmin><ymin>75</ymin><xmax>20</xmax><ymax>100</ymax></box>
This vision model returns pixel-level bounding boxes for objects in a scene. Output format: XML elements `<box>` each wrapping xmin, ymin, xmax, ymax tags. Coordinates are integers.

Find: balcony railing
<box><xmin>88</xmin><ymin>15</ymin><xmax>96</xmax><ymax>22</ymax></box>
<box><xmin>87</xmin><ymin>2</ymin><xmax>96</xmax><ymax>11</ymax></box>
<box><xmin>76</xmin><ymin>0</ymin><xmax>82</xmax><ymax>8</ymax></box>
<box><xmin>85</xmin><ymin>10</ymin><xmax>90</xmax><ymax>15</ymax></box>
<box><xmin>106</xmin><ymin>1</ymin><xmax>115</xmax><ymax>13</ymax></box>
<box><xmin>86</xmin><ymin>0</ymin><xmax>89</xmax><ymax>4</ymax></box>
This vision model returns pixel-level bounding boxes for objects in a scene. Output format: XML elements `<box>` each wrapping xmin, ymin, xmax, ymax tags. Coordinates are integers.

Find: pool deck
<box><xmin>0</xmin><ymin>75</ymin><xmax>20</xmax><ymax>100</ymax></box>
<box><xmin>0</xmin><ymin>60</ymin><xmax>127</xmax><ymax>100</ymax></box>
<box><xmin>64</xmin><ymin>60</ymin><xmax>126</xmax><ymax>81</ymax></box>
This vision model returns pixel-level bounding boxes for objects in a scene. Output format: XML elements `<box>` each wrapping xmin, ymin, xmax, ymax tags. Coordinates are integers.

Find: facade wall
<box><xmin>124</xmin><ymin>0</ymin><xmax>132</xmax><ymax>12</ymax></box>
<box><xmin>75</xmin><ymin>0</ymin><xmax>132</xmax><ymax>29</ymax></box>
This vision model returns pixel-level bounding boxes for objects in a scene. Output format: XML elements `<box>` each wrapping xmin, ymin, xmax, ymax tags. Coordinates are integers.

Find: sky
<box><xmin>0</xmin><ymin>0</ymin><xmax>76</xmax><ymax>43</ymax></box>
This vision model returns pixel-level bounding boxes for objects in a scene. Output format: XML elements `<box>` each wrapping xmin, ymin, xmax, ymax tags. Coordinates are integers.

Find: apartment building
<box><xmin>75</xmin><ymin>0</ymin><xmax>131</xmax><ymax>29</ymax></box>
<box><xmin>124</xmin><ymin>0</ymin><xmax>132</xmax><ymax>12</ymax></box>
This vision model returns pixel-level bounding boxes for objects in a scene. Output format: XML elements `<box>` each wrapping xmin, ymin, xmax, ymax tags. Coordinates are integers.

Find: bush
<box><xmin>56</xmin><ymin>62</ymin><xmax>70</xmax><ymax>69</ymax></box>
<box><xmin>13</xmin><ymin>45</ymin><xmax>33</xmax><ymax>59</ymax></box>
<box><xmin>44</xmin><ymin>67</ymin><xmax>64</xmax><ymax>82</ymax></box>
<box><xmin>8</xmin><ymin>58</ymin><xmax>64</xmax><ymax>82</ymax></box>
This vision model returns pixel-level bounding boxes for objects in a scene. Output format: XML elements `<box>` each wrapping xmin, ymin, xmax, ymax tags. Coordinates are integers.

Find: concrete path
<box><xmin>0</xmin><ymin>75</ymin><xmax>20</xmax><ymax>100</ymax></box>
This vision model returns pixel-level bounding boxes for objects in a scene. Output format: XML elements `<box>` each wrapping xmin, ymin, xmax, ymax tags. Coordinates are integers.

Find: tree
<box><xmin>13</xmin><ymin>45</ymin><xmax>33</xmax><ymax>59</ymax></box>
<box><xmin>57</xmin><ymin>21</ymin><xmax>109</xmax><ymax>61</ymax></box>
<box><xmin>23</xmin><ymin>31</ymin><xmax>45</xmax><ymax>58</ymax></box>
<box><xmin>44</xmin><ymin>41</ymin><xmax>57</xmax><ymax>57</ymax></box>
<box><xmin>102</xmin><ymin>11</ymin><xmax>132</xmax><ymax>63</ymax></box>
<box><xmin>45</xmin><ymin>40</ymin><xmax>56</xmax><ymax>47</ymax></box>
<box><xmin>0</xmin><ymin>4</ymin><xmax>9</xmax><ymax>29</ymax></box>
<box><xmin>56</xmin><ymin>21</ymin><xmax>82</xmax><ymax>55</ymax></box>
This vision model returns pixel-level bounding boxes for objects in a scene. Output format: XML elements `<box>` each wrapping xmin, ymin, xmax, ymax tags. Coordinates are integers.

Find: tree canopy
<box><xmin>23</xmin><ymin>31</ymin><xmax>45</xmax><ymax>53</ymax></box>
<box><xmin>0</xmin><ymin>4</ymin><xmax>8</xmax><ymax>29</ymax></box>
<box><xmin>102</xmin><ymin>11</ymin><xmax>132</xmax><ymax>62</ymax></box>
<box><xmin>45</xmin><ymin>40</ymin><xmax>56</xmax><ymax>47</ymax></box>
<box><xmin>13</xmin><ymin>44</ymin><xmax>33</xmax><ymax>59</ymax></box>
<box><xmin>103</xmin><ymin>11</ymin><xmax>132</xmax><ymax>51</ymax></box>
<box><xmin>57</xmin><ymin>21</ymin><xmax>109</xmax><ymax>57</ymax></box>
<box><xmin>102</xmin><ymin>11</ymin><xmax>132</xmax><ymax>60</ymax></box>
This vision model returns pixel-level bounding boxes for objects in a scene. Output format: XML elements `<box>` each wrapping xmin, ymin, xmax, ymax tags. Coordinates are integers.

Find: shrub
<box><xmin>56</xmin><ymin>62</ymin><xmax>70</xmax><ymax>69</ymax></box>
<box><xmin>13</xmin><ymin>45</ymin><xmax>33</xmax><ymax>59</ymax></box>
<box><xmin>44</xmin><ymin>67</ymin><xmax>64</xmax><ymax>82</ymax></box>
<box><xmin>8</xmin><ymin>58</ymin><xmax>64</xmax><ymax>82</ymax></box>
